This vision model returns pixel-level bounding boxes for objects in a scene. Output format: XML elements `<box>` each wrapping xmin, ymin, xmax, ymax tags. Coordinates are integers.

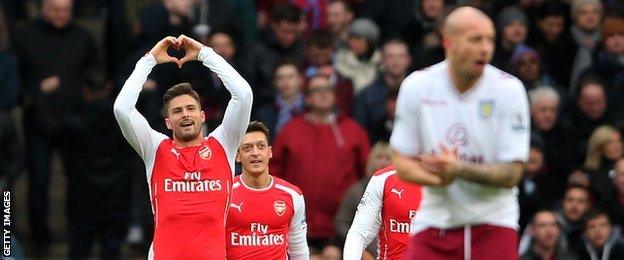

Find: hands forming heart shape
<box><xmin>149</xmin><ymin>35</ymin><xmax>203</xmax><ymax>68</ymax></box>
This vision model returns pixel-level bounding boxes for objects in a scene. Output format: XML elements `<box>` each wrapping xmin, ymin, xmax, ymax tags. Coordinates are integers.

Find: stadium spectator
<box><xmin>527</xmin><ymin>0</ymin><xmax>577</xmax><ymax>90</ymax></box>
<box><xmin>599</xmin><ymin>158</ymin><xmax>624</xmax><ymax>229</ymax></box>
<box><xmin>584</xmin><ymin>15</ymin><xmax>624</xmax><ymax>110</ymax></box>
<box><xmin>565</xmin><ymin>76</ymin><xmax>622</xmax><ymax>164</ymax></box>
<box><xmin>247</xmin><ymin>3</ymin><xmax>304</xmax><ymax>108</ymax></box>
<box><xmin>302</xmin><ymin>29</ymin><xmax>354</xmax><ymax>115</ymax></box>
<box><xmin>334</xmin><ymin>141</ymin><xmax>392</xmax><ymax>257</ymax></box>
<box><xmin>529</xmin><ymin>86</ymin><xmax>577</xmax><ymax>179</ymax></box>
<box><xmin>270</xmin><ymin>73</ymin><xmax>370</xmax><ymax>250</ymax></box>
<box><xmin>334</xmin><ymin>18</ymin><xmax>381</xmax><ymax>93</ymax></box>
<box><xmin>520</xmin><ymin>210</ymin><xmax>578</xmax><ymax>260</ymax></box>
<box><xmin>13</xmin><ymin>0</ymin><xmax>98</xmax><ymax>254</ymax></box>
<box><xmin>578</xmin><ymin>210</ymin><xmax>624</xmax><ymax>259</ymax></box>
<box><xmin>584</xmin><ymin>126</ymin><xmax>623</xmax><ymax>200</ymax></box>
<box><xmin>253</xmin><ymin>60</ymin><xmax>305</xmax><ymax>141</ymax></box>
<box><xmin>493</xmin><ymin>6</ymin><xmax>530</xmax><ymax>73</ymax></box>
<box><xmin>41</xmin><ymin>70</ymin><xmax>132</xmax><ymax>259</ymax></box>
<box><xmin>511</xmin><ymin>45</ymin><xmax>565</xmax><ymax>98</ymax></box>
<box><xmin>557</xmin><ymin>184</ymin><xmax>594</xmax><ymax>250</ymax></box>
<box><xmin>569</xmin><ymin>0</ymin><xmax>603</xmax><ymax>90</ymax></box>
<box><xmin>326</xmin><ymin>0</ymin><xmax>354</xmax><ymax>48</ymax></box>
<box><xmin>354</xmin><ymin>39</ymin><xmax>411</xmax><ymax>143</ymax></box>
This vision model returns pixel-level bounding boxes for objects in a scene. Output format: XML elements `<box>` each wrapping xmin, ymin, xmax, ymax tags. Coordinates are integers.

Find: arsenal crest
<box><xmin>198</xmin><ymin>146</ymin><xmax>212</xmax><ymax>160</ymax></box>
<box><xmin>274</xmin><ymin>200</ymin><xmax>286</xmax><ymax>216</ymax></box>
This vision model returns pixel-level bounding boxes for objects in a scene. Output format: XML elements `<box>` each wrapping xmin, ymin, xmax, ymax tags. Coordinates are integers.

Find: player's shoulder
<box><xmin>373</xmin><ymin>165</ymin><xmax>397</xmax><ymax>177</ymax></box>
<box><xmin>484</xmin><ymin>65</ymin><xmax>525</xmax><ymax>93</ymax></box>
<box><xmin>273</xmin><ymin>176</ymin><xmax>304</xmax><ymax>196</ymax></box>
<box><xmin>402</xmin><ymin>61</ymin><xmax>447</xmax><ymax>91</ymax></box>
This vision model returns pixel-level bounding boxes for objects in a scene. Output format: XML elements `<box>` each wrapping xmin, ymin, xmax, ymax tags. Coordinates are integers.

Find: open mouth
<box><xmin>180</xmin><ymin>120</ymin><xmax>194</xmax><ymax>128</ymax></box>
<box><xmin>250</xmin><ymin>159</ymin><xmax>262</xmax><ymax>164</ymax></box>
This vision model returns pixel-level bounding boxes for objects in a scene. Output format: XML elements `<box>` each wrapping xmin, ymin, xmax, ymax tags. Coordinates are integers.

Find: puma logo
<box><xmin>390</xmin><ymin>188</ymin><xmax>404</xmax><ymax>199</ymax></box>
<box><xmin>230</xmin><ymin>202</ymin><xmax>243</xmax><ymax>213</ymax></box>
<box><xmin>171</xmin><ymin>148</ymin><xmax>181</xmax><ymax>160</ymax></box>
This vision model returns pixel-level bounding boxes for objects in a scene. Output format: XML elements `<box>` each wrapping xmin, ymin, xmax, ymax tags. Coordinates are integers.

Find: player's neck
<box><xmin>448</xmin><ymin>66</ymin><xmax>479</xmax><ymax>94</ymax></box>
<box><xmin>173</xmin><ymin>135</ymin><xmax>204</xmax><ymax>148</ymax></box>
<box><xmin>241</xmin><ymin>172</ymin><xmax>272</xmax><ymax>189</ymax></box>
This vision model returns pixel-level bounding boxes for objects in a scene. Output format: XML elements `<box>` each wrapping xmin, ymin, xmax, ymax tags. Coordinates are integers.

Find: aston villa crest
<box><xmin>274</xmin><ymin>200</ymin><xmax>286</xmax><ymax>216</ymax></box>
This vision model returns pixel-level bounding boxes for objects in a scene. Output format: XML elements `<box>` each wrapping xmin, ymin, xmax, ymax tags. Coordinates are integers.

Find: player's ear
<box><xmin>235</xmin><ymin>151</ymin><xmax>241</xmax><ymax>162</ymax></box>
<box><xmin>268</xmin><ymin>146</ymin><xmax>273</xmax><ymax>159</ymax></box>
<box><xmin>165</xmin><ymin>117</ymin><xmax>173</xmax><ymax>130</ymax></box>
<box><xmin>200</xmin><ymin>110</ymin><xmax>205</xmax><ymax>123</ymax></box>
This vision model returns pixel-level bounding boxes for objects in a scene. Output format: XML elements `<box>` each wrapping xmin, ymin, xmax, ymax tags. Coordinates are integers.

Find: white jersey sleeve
<box><xmin>343</xmin><ymin>175</ymin><xmax>384</xmax><ymax>260</ymax></box>
<box><xmin>390</xmin><ymin>73</ymin><xmax>423</xmax><ymax>157</ymax></box>
<box><xmin>288</xmin><ymin>193</ymin><xmax>310</xmax><ymax>260</ymax></box>
<box><xmin>201</xmin><ymin>47</ymin><xmax>253</xmax><ymax>174</ymax></box>
<box><xmin>496</xmin><ymin>79</ymin><xmax>530</xmax><ymax>162</ymax></box>
<box><xmin>113</xmin><ymin>54</ymin><xmax>168</xmax><ymax>181</ymax></box>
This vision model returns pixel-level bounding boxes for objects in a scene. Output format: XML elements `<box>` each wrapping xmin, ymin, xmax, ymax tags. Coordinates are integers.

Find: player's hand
<box><xmin>149</xmin><ymin>36</ymin><xmax>181</xmax><ymax>65</ymax></box>
<box><xmin>40</xmin><ymin>75</ymin><xmax>60</xmax><ymax>93</ymax></box>
<box><xmin>177</xmin><ymin>34</ymin><xmax>204</xmax><ymax>67</ymax></box>
<box><xmin>418</xmin><ymin>143</ymin><xmax>459</xmax><ymax>181</ymax></box>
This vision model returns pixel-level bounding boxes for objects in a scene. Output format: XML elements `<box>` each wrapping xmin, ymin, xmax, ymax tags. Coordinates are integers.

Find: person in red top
<box><xmin>343</xmin><ymin>165</ymin><xmax>422</xmax><ymax>260</ymax></box>
<box><xmin>270</xmin><ymin>73</ymin><xmax>370</xmax><ymax>248</ymax></box>
<box><xmin>226</xmin><ymin>121</ymin><xmax>309</xmax><ymax>259</ymax></box>
<box><xmin>113</xmin><ymin>35</ymin><xmax>253</xmax><ymax>259</ymax></box>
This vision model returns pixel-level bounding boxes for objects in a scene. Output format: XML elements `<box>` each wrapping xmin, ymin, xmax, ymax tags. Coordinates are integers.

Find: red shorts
<box><xmin>403</xmin><ymin>224</ymin><xmax>518</xmax><ymax>260</ymax></box>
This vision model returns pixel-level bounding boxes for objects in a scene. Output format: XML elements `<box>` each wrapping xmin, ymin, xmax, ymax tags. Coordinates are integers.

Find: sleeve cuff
<box><xmin>140</xmin><ymin>53</ymin><xmax>157</xmax><ymax>67</ymax></box>
<box><xmin>197</xmin><ymin>46</ymin><xmax>212</xmax><ymax>62</ymax></box>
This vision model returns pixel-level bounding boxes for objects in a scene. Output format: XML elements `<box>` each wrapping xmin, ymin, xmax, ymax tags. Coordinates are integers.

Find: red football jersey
<box><xmin>114</xmin><ymin>47</ymin><xmax>253</xmax><ymax>259</ymax></box>
<box><xmin>344</xmin><ymin>166</ymin><xmax>422</xmax><ymax>260</ymax></box>
<box><xmin>226</xmin><ymin>176</ymin><xmax>309</xmax><ymax>259</ymax></box>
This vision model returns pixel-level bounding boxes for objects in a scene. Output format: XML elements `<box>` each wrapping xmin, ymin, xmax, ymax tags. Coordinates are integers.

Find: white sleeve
<box><xmin>201</xmin><ymin>47</ymin><xmax>253</xmax><ymax>173</ymax></box>
<box><xmin>113</xmin><ymin>54</ymin><xmax>168</xmax><ymax>174</ymax></box>
<box><xmin>389</xmin><ymin>74</ymin><xmax>421</xmax><ymax>157</ymax></box>
<box><xmin>288</xmin><ymin>193</ymin><xmax>309</xmax><ymax>260</ymax></box>
<box><xmin>343</xmin><ymin>175</ymin><xmax>384</xmax><ymax>260</ymax></box>
<box><xmin>496</xmin><ymin>79</ymin><xmax>530</xmax><ymax>162</ymax></box>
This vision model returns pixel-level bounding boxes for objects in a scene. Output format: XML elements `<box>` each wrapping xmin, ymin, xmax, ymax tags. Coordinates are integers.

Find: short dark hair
<box><xmin>273</xmin><ymin>59</ymin><xmax>301</xmax><ymax>75</ymax></box>
<box><xmin>584</xmin><ymin>209</ymin><xmax>611</xmax><ymax>229</ymax></box>
<box><xmin>308</xmin><ymin>29</ymin><xmax>334</xmax><ymax>49</ymax></box>
<box><xmin>162</xmin><ymin>83</ymin><xmax>200</xmax><ymax>116</ymax></box>
<box><xmin>246</xmin><ymin>121</ymin><xmax>270</xmax><ymax>141</ymax></box>
<box><xmin>531</xmin><ymin>208</ymin><xmax>558</xmax><ymax>225</ymax></box>
<box><xmin>272</xmin><ymin>3</ymin><xmax>301</xmax><ymax>24</ymax></box>
<box><xmin>329</xmin><ymin>0</ymin><xmax>353</xmax><ymax>14</ymax></box>
<box><xmin>576</xmin><ymin>73</ymin><xmax>608</xmax><ymax>99</ymax></box>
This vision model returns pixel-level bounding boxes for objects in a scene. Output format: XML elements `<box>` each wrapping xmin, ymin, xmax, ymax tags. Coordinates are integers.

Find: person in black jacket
<box><xmin>39</xmin><ymin>69</ymin><xmax>133</xmax><ymax>260</ymax></box>
<box><xmin>12</xmin><ymin>0</ymin><xmax>98</xmax><ymax>254</ymax></box>
<box><xmin>578</xmin><ymin>210</ymin><xmax>624</xmax><ymax>260</ymax></box>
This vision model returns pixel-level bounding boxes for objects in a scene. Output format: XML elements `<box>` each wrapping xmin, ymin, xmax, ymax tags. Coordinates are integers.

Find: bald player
<box><xmin>390</xmin><ymin>6</ymin><xmax>530</xmax><ymax>259</ymax></box>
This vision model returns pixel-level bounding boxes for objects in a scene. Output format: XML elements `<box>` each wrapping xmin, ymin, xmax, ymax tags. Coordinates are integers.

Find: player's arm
<box><xmin>287</xmin><ymin>193</ymin><xmax>309</xmax><ymax>260</ymax></box>
<box><xmin>452</xmin><ymin>161</ymin><xmax>524</xmax><ymax>188</ymax></box>
<box><xmin>343</xmin><ymin>175</ymin><xmax>383</xmax><ymax>260</ymax></box>
<box><xmin>392</xmin><ymin>151</ymin><xmax>451</xmax><ymax>186</ymax></box>
<box><xmin>179</xmin><ymin>35</ymin><xmax>253</xmax><ymax>163</ymax></box>
<box><xmin>113</xmin><ymin>37</ymin><xmax>176</xmax><ymax>158</ymax></box>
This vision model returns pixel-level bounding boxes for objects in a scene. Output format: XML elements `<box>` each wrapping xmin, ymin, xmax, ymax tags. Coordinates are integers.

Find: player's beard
<box><xmin>174</xmin><ymin>125</ymin><xmax>201</xmax><ymax>142</ymax></box>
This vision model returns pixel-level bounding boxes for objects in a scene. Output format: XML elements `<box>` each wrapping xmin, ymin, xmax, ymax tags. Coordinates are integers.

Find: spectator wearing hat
<box><xmin>334</xmin><ymin>18</ymin><xmax>381</xmax><ymax>94</ymax></box>
<box><xmin>528</xmin><ymin>0</ymin><xmax>578</xmax><ymax>92</ymax></box>
<box><xmin>493</xmin><ymin>6</ymin><xmax>530</xmax><ymax>73</ymax></box>
<box><xmin>511</xmin><ymin>45</ymin><xmax>565</xmax><ymax>97</ymax></box>
<box><xmin>569</xmin><ymin>0</ymin><xmax>603</xmax><ymax>91</ymax></box>
<box><xmin>584</xmin><ymin>15</ymin><xmax>624</xmax><ymax>109</ymax></box>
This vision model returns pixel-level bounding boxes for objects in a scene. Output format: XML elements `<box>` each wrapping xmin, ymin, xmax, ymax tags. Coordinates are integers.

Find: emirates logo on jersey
<box><xmin>198</xmin><ymin>146</ymin><xmax>212</xmax><ymax>160</ymax></box>
<box><xmin>274</xmin><ymin>200</ymin><xmax>286</xmax><ymax>216</ymax></box>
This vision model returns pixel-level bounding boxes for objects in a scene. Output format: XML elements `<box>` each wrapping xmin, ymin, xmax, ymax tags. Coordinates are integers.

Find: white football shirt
<box><xmin>390</xmin><ymin>61</ymin><xmax>529</xmax><ymax>232</ymax></box>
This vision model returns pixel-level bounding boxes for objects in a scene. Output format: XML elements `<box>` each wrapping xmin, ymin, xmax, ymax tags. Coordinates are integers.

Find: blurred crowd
<box><xmin>0</xmin><ymin>0</ymin><xmax>623</xmax><ymax>259</ymax></box>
